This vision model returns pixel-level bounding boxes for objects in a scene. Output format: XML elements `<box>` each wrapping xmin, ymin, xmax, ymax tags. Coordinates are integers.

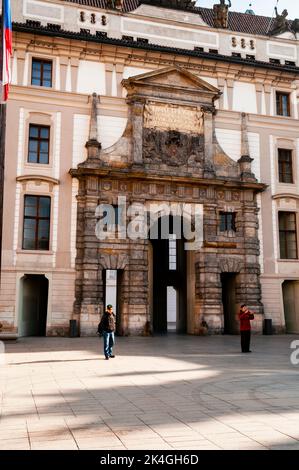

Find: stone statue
<box><xmin>269</xmin><ymin>7</ymin><xmax>291</xmax><ymax>35</ymax></box>
<box><xmin>106</xmin><ymin>0</ymin><xmax>124</xmax><ymax>10</ymax></box>
<box><xmin>213</xmin><ymin>0</ymin><xmax>232</xmax><ymax>29</ymax></box>
<box><xmin>291</xmin><ymin>19</ymin><xmax>299</xmax><ymax>34</ymax></box>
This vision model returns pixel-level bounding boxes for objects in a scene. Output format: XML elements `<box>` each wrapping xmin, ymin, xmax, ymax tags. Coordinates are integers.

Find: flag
<box><xmin>1</xmin><ymin>0</ymin><xmax>12</xmax><ymax>102</ymax></box>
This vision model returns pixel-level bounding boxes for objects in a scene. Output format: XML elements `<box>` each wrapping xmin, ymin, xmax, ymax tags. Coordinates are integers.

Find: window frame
<box><xmin>31</xmin><ymin>58</ymin><xmax>53</xmax><ymax>88</ymax></box>
<box><xmin>278</xmin><ymin>148</ymin><xmax>293</xmax><ymax>184</ymax></box>
<box><xmin>278</xmin><ymin>211</ymin><xmax>298</xmax><ymax>260</ymax></box>
<box><xmin>219</xmin><ymin>212</ymin><xmax>237</xmax><ymax>233</ymax></box>
<box><xmin>276</xmin><ymin>91</ymin><xmax>291</xmax><ymax>117</ymax></box>
<box><xmin>28</xmin><ymin>124</ymin><xmax>50</xmax><ymax>164</ymax></box>
<box><xmin>22</xmin><ymin>195</ymin><xmax>51</xmax><ymax>251</ymax></box>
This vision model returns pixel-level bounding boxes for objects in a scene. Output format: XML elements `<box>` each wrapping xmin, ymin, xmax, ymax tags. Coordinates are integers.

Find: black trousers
<box><xmin>241</xmin><ymin>330</ymin><xmax>251</xmax><ymax>352</ymax></box>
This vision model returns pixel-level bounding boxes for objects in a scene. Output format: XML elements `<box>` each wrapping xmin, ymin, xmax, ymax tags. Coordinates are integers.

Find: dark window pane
<box><xmin>24</xmin><ymin>218</ymin><xmax>36</xmax><ymax>230</ymax></box>
<box><xmin>40</xmin><ymin>141</ymin><xmax>49</xmax><ymax>152</ymax></box>
<box><xmin>23</xmin><ymin>238</ymin><xmax>36</xmax><ymax>250</ymax></box>
<box><xmin>220</xmin><ymin>213</ymin><xmax>226</xmax><ymax>232</ymax></box>
<box><xmin>29</xmin><ymin>126</ymin><xmax>39</xmax><ymax>138</ymax></box>
<box><xmin>39</xmin><ymin>153</ymin><xmax>49</xmax><ymax>164</ymax></box>
<box><xmin>29</xmin><ymin>140</ymin><xmax>38</xmax><ymax>152</ymax></box>
<box><xmin>40</xmin><ymin>127</ymin><xmax>49</xmax><ymax>139</ymax></box>
<box><xmin>28</xmin><ymin>153</ymin><xmax>37</xmax><ymax>163</ymax></box>
<box><xmin>32</xmin><ymin>61</ymin><xmax>41</xmax><ymax>70</ymax></box>
<box><xmin>31</xmin><ymin>78</ymin><xmax>41</xmax><ymax>86</ymax></box>
<box><xmin>39</xmin><ymin>197</ymin><xmax>51</xmax><ymax>217</ymax></box>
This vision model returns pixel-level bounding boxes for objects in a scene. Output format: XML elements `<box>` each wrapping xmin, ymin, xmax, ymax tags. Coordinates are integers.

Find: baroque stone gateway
<box><xmin>70</xmin><ymin>66</ymin><xmax>266</xmax><ymax>336</ymax></box>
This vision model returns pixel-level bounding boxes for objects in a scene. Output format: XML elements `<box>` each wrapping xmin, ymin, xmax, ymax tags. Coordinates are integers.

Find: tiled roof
<box><xmin>62</xmin><ymin>0</ymin><xmax>139</xmax><ymax>13</ymax></box>
<box><xmin>62</xmin><ymin>0</ymin><xmax>294</xmax><ymax>36</ymax></box>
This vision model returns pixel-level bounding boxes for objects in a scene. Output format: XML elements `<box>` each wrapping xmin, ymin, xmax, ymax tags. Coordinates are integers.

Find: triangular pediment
<box><xmin>122</xmin><ymin>66</ymin><xmax>220</xmax><ymax>97</ymax></box>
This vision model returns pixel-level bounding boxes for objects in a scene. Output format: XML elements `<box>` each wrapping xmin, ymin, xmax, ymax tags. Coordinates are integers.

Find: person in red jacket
<box><xmin>239</xmin><ymin>304</ymin><xmax>254</xmax><ymax>353</ymax></box>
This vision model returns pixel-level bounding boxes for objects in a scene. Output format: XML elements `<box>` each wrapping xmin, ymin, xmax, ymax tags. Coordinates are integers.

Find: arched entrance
<box><xmin>221</xmin><ymin>273</ymin><xmax>238</xmax><ymax>334</ymax></box>
<box><xmin>19</xmin><ymin>275</ymin><xmax>49</xmax><ymax>337</ymax></box>
<box><xmin>150</xmin><ymin>215</ymin><xmax>187</xmax><ymax>334</ymax></box>
<box><xmin>282</xmin><ymin>280</ymin><xmax>299</xmax><ymax>333</ymax></box>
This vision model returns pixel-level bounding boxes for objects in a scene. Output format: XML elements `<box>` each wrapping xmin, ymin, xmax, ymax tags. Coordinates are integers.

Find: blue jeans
<box><xmin>103</xmin><ymin>331</ymin><xmax>115</xmax><ymax>358</ymax></box>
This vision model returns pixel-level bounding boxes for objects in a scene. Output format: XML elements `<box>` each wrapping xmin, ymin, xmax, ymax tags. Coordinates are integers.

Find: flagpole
<box><xmin>0</xmin><ymin>0</ymin><xmax>7</xmax><ymax>286</ymax></box>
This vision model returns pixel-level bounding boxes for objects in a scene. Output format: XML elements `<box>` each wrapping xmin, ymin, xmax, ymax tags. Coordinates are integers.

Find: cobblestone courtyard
<box><xmin>1</xmin><ymin>335</ymin><xmax>299</xmax><ymax>450</ymax></box>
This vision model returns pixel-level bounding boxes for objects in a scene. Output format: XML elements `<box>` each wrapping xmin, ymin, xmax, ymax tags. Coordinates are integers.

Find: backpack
<box><xmin>97</xmin><ymin>321</ymin><xmax>103</xmax><ymax>336</ymax></box>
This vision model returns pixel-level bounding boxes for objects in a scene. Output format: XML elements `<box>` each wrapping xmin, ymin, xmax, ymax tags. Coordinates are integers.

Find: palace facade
<box><xmin>0</xmin><ymin>0</ymin><xmax>299</xmax><ymax>337</ymax></box>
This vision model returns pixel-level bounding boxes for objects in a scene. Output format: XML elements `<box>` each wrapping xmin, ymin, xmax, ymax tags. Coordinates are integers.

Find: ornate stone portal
<box><xmin>70</xmin><ymin>66</ymin><xmax>266</xmax><ymax>337</ymax></box>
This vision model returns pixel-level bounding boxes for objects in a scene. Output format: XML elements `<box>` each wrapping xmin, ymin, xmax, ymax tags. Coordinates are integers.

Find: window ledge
<box><xmin>17</xmin><ymin>250</ymin><xmax>53</xmax><ymax>255</ymax></box>
<box><xmin>277</xmin><ymin>259</ymin><xmax>299</xmax><ymax>262</ymax></box>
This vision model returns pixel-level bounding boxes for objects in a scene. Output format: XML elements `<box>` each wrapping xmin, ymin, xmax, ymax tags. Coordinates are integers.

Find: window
<box><xmin>28</xmin><ymin>125</ymin><xmax>50</xmax><ymax>164</ymax></box>
<box><xmin>31</xmin><ymin>59</ymin><xmax>52</xmax><ymax>87</ymax></box>
<box><xmin>122</xmin><ymin>35</ymin><xmax>134</xmax><ymax>41</ymax></box>
<box><xmin>96</xmin><ymin>31</ymin><xmax>107</xmax><ymax>38</ymax></box>
<box><xmin>270</xmin><ymin>58</ymin><xmax>281</xmax><ymax>65</ymax></box>
<box><xmin>279</xmin><ymin>212</ymin><xmax>298</xmax><ymax>259</ymax></box>
<box><xmin>285</xmin><ymin>61</ymin><xmax>296</xmax><ymax>66</ymax></box>
<box><xmin>278</xmin><ymin>149</ymin><xmax>293</xmax><ymax>184</ymax></box>
<box><xmin>276</xmin><ymin>92</ymin><xmax>290</xmax><ymax>117</ymax></box>
<box><xmin>246</xmin><ymin>54</ymin><xmax>256</xmax><ymax>60</ymax></box>
<box><xmin>194</xmin><ymin>47</ymin><xmax>204</xmax><ymax>52</ymax></box>
<box><xmin>232</xmin><ymin>52</ymin><xmax>241</xmax><ymax>58</ymax></box>
<box><xmin>220</xmin><ymin>212</ymin><xmax>236</xmax><ymax>232</ymax></box>
<box><xmin>137</xmin><ymin>37</ymin><xmax>149</xmax><ymax>44</ymax></box>
<box><xmin>23</xmin><ymin>196</ymin><xmax>51</xmax><ymax>250</ymax></box>
<box><xmin>209</xmin><ymin>49</ymin><xmax>219</xmax><ymax>54</ymax></box>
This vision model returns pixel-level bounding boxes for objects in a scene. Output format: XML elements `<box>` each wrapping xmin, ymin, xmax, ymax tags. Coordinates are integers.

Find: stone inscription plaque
<box><xmin>144</xmin><ymin>102</ymin><xmax>204</xmax><ymax>134</ymax></box>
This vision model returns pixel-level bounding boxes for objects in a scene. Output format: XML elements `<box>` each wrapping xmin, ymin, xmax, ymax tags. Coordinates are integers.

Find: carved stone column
<box><xmin>130</xmin><ymin>99</ymin><xmax>144</xmax><ymax>165</ymax></box>
<box><xmin>203</xmin><ymin>109</ymin><xmax>216</xmax><ymax>178</ymax></box>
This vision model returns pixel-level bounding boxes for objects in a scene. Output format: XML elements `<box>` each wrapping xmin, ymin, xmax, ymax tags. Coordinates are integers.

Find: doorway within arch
<box><xmin>150</xmin><ymin>216</ymin><xmax>187</xmax><ymax>334</ymax></box>
<box><xmin>19</xmin><ymin>274</ymin><xmax>49</xmax><ymax>337</ymax></box>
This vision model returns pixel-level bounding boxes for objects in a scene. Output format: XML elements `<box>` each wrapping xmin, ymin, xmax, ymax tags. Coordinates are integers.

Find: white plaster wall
<box><xmin>11</xmin><ymin>53</ymin><xmax>18</xmax><ymax>85</ymax></box>
<box><xmin>23</xmin><ymin>53</ymin><xmax>29</xmax><ymax>87</ymax></box>
<box><xmin>98</xmin><ymin>115</ymin><xmax>127</xmax><ymax>150</ymax></box>
<box><xmin>261</xmin><ymin>278</ymin><xmax>284</xmax><ymax>326</ymax></box>
<box><xmin>233</xmin><ymin>82</ymin><xmax>257</xmax><ymax>114</ymax></box>
<box><xmin>200</xmin><ymin>76</ymin><xmax>218</xmax><ymax>87</ymax></box>
<box><xmin>121</xmin><ymin>17</ymin><xmax>219</xmax><ymax>49</ymax></box>
<box><xmin>72</xmin><ymin>114</ymin><xmax>89</xmax><ymax>166</ymax></box>
<box><xmin>65</xmin><ymin>61</ymin><xmax>72</xmax><ymax>93</ymax></box>
<box><xmin>123</xmin><ymin>67</ymin><xmax>151</xmax><ymax>79</ymax></box>
<box><xmin>23</xmin><ymin>0</ymin><xmax>64</xmax><ymax>23</ymax></box>
<box><xmin>215</xmin><ymin>129</ymin><xmax>260</xmax><ymax>180</ymax></box>
<box><xmin>52</xmin><ymin>186</ymin><xmax>59</xmax><ymax>268</ymax></box>
<box><xmin>55</xmin><ymin>56</ymin><xmax>60</xmax><ymax>91</ymax></box>
<box><xmin>77</xmin><ymin>61</ymin><xmax>106</xmax><ymax>95</ymax></box>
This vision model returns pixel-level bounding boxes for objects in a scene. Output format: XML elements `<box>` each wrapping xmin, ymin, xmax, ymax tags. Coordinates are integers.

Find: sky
<box><xmin>196</xmin><ymin>0</ymin><xmax>299</xmax><ymax>19</ymax></box>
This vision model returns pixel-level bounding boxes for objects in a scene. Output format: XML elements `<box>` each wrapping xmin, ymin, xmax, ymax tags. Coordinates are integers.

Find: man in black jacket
<box><xmin>98</xmin><ymin>304</ymin><xmax>116</xmax><ymax>360</ymax></box>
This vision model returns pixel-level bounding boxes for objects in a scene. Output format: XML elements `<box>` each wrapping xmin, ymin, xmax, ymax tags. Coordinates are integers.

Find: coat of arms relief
<box><xmin>142</xmin><ymin>102</ymin><xmax>205</xmax><ymax>168</ymax></box>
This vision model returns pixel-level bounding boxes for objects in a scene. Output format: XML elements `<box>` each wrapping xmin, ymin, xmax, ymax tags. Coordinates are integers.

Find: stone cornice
<box><xmin>69</xmin><ymin>167</ymin><xmax>267</xmax><ymax>192</ymax></box>
<box><xmin>12</xmin><ymin>22</ymin><xmax>299</xmax><ymax>78</ymax></box>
